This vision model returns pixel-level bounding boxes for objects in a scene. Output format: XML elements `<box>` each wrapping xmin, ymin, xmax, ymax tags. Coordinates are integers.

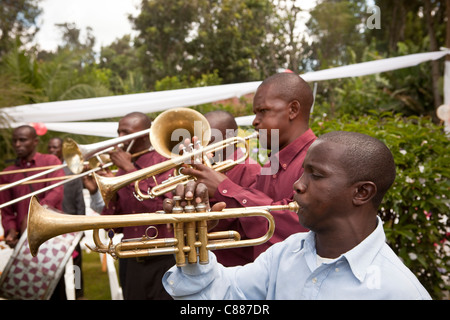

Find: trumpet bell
<box><xmin>150</xmin><ymin>108</ymin><xmax>211</xmax><ymax>158</ymax></box>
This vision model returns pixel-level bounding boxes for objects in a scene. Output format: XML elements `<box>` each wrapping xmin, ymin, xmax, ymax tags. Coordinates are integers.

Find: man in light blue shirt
<box><xmin>162</xmin><ymin>131</ymin><xmax>431</xmax><ymax>300</ymax></box>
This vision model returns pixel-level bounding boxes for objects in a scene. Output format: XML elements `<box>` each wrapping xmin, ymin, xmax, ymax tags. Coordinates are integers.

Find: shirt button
<box><xmin>282</xmin><ymin>163</ymin><xmax>287</xmax><ymax>169</ymax></box>
<box><xmin>242</xmin><ymin>199</ymin><xmax>247</xmax><ymax>204</ymax></box>
<box><xmin>272</xmin><ymin>174</ymin><xmax>277</xmax><ymax>178</ymax></box>
<box><xmin>312</xmin><ymin>278</ymin><xmax>317</xmax><ymax>284</ymax></box>
<box><xmin>169</xmin><ymin>280</ymin><xmax>174</xmax><ymax>286</ymax></box>
<box><xmin>222</xmin><ymin>189</ymin><xmax>228</xmax><ymax>194</ymax></box>
<box><xmin>335</xmin><ymin>268</ymin><xmax>340</xmax><ymax>272</ymax></box>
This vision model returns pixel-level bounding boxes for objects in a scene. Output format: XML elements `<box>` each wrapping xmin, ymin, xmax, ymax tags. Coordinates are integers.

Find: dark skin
<box><xmin>110</xmin><ymin>115</ymin><xmax>151</xmax><ymax>172</ymax></box>
<box><xmin>82</xmin><ymin>114</ymin><xmax>152</xmax><ymax>194</ymax></box>
<box><xmin>180</xmin><ymin>82</ymin><xmax>310</xmax><ymax>198</ymax></box>
<box><xmin>162</xmin><ymin>180</ymin><xmax>225</xmax><ymax>232</ymax></box>
<box><xmin>5</xmin><ymin>127</ymin><xmax>39</xmax><ymax>247</ymax></box>
<box><xmin>47</xmin><ymin>138</ymin><xmax>63</xmax><ymax>161</ymax></box>
<box><xmin>293</xmin><ymin>139</ymin><xmax>377</xmax><ymax>259</ymax></box>
<box><xmin>168</xmin><ymin>139</ymin><xmax>379</xmax><ymax>260</ymax></box>
<box><xmin>12</xmin><ymin>127</ymin><xmax>39</xmax><ymax>162</ymax></box>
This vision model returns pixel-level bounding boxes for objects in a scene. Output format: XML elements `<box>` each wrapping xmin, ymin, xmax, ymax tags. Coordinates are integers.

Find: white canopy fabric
<box><xmin>2</xmin><ymin>50</ymin><xmax>449</xmax><ymax>137</ymax></box>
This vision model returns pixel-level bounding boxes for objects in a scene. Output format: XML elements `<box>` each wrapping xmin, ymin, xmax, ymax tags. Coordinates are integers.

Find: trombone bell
<box><xmin>63</xmin><ymin>128</ymin><xmax>152</xmax><ymax>174</ymax></box>
<box><xmin>27</xmin><ymin>195</ymin><xmax>299</xmax><ymax>266</ymax></box>
<box><xmin>150</xmin><ymin>107</ymin><xmax>211</xmax><ymax>158</ymax></box>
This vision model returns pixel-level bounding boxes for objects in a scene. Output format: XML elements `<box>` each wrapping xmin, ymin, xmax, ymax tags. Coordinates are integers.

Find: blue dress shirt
<box><xmin>163</xmin><ymin>217</ymin><xmax>431</xmax><ymax>300</ymax></box>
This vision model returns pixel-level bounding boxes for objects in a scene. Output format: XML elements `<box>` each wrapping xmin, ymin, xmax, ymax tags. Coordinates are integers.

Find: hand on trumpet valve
<box><xmin>178</xmin><ymin>136</ymin><xmax>213</xmax><ymax>165</ymax></box>
<box><xmin>163</xmin><ymin>181</ymin><xmax>225</xmax><ymax>230</ymax></box>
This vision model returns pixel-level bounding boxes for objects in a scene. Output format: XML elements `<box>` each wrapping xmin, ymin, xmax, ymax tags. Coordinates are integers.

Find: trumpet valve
<box><xmin>196</xmin><ymin>201</ymin><xmax>209</xmax><ymax>264</ymax></box>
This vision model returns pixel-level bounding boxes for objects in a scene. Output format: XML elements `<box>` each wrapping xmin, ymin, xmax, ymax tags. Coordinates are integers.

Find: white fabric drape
<box><xmin>2</xmin><ymin>50</ymin><xmax>449</xmax><ymax>136</ymax></box>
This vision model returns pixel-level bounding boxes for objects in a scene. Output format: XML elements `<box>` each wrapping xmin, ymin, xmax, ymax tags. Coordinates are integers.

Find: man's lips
<box><xmin>293</xmin><ymin>197</ymin><xmax>304</xmax><ymax>214</ymax></box>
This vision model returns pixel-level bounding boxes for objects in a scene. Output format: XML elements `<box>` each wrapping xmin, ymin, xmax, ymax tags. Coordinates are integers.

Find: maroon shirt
<box><xmin>101</xmin><ymin>151</ymin><xmax>173</xmax><ymax>240</ymax></box>
<box><xmin>212</xmin><ymin>129</ymin><xmax>316</xmax><ymax>264</ymax></box>
<box><xmin>0</xmin><ymin>153</ymin><xmax>64</xmax><ymax>235</ymax></box>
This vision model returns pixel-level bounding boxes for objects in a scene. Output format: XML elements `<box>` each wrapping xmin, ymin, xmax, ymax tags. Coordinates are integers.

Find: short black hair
<box><xmin>260</xmin><ymin>73</ymin><xmax>314</xmax><ymax>115</ymax></box>
<box><xmin>14</xmin><ymin>125</ymin><xmax>37</xmax><ymax>138</ymax></box>
<box><xmin>318</xmin><ymin>131</ymin><xmax>396</xmax><ymax>209</ymax></box>
<box><xmin>123</xmin><ymin>112</ymin><xmax>152</xmax><ymax>129</ymax></box>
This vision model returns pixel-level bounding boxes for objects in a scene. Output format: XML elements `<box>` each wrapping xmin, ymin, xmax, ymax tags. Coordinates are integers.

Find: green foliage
<box><xmin>311</xmin><ymin>112</ymin><xmax>450</xmax><ymax>299</ymax></box>
<box><xmin>154</xmin><ymin>70</ymin><xmax>222</xmax><ymax>91</ymax></box>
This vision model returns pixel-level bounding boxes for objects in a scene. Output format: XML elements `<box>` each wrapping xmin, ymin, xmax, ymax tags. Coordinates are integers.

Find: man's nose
<box><xmin>293</xmin><ymin>175</ymin><xmax>306</xmax><ymax>194</ymax></box>
<box><xmin>252</xmin><ymin>116</ymin><xmax>259</xmax><ymax>128</ymax></box>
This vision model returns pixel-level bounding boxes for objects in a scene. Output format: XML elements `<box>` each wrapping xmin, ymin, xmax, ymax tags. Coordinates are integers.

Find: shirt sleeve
<box><xmin>163</xmin><ymin>249</ymin><xmax>272</xmax><ymax>300</ymax></box>
<box><xmin>213</xmin><ymin>177</ymin><xmax>300</xmax><ymax>259</ymax></box>
<box><xmin>89</xmin><ymin>189</ymin><xmax>105</xmax><ymax>213</ymax></box>
<box><xmin>0</xmin><ymin>183</ymin><xmax>18</xmax><ymax>233</ymax></box>
<box><xmin>39</xmin><ymin>157</ymin><xmax>65</xmax><ymax>209</ymax></box>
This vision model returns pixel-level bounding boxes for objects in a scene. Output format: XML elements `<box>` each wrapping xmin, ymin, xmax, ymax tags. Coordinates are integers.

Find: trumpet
<box><xmin>27</xmin><ymin>195</ymin><xmax>299</xmax><ymax>266</ymax></box>
<box><xmin>94</xmin><ymin>107</ymin><xmax>258</xmax><ymax>205</ymax></box>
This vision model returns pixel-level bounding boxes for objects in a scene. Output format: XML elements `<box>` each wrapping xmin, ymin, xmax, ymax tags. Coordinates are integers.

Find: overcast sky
<box><xmin>33</xmin><ymin>0</ymin><xmax>141</xmax><ymax>52</ymax></box>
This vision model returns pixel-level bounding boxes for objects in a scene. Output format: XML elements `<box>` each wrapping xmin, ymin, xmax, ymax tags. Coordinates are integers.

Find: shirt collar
<box><xmin>270</xmin><ymin>129</ymin><xmax>316</xmax><ymax>171</ymax></box>
<box><xmin>298</xmin><ymin>216</ymin><xmax>386</xmax><ymax>282</ymax></box>
<box><xmin>341</xmin><ymin>216</ymin><xmax>386</xmax><ymax>282</ymax></box>
<box><xmin>16</xmin><ymin>152</ymin><xmax>40</xmax><ymax>167</ymax></box>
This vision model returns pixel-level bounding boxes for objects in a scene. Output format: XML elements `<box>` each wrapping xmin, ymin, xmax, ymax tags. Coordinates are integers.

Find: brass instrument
<box><xmin>27</xmin><ymin>195</ymin><xmax>299</xmax><ymax>266</ymax></box>
<box><xmin>0</xmin><ymin>127</ymin><xmax>150</xmax><ymax>193</ymax></box>
<box><xmin>94</xmin><ymin>108</ymin><xmax>258</xmax><ymax>205</ymax></box>
<box><xmin>0</xmin><ymin>155</ymin><xmax>110</xmax><ymax>189</ymax></box>
<box><xmin>0</xmin><ymin>164</ymin><xmax>67</xmax><ymax>192</ymax></box>
<box><xmin>0</xmin><ymin>148</ymin><xmax>152</xmax><ymax>209</ymax></box>
<box><xmin>0</xmin><ymin>164</ymin><xmax>65</xmax><ymax>175</ymax></box>
<box><xmin>63</xmin><ymin>127</ymin><xmax>151</xmax><ymax>174</ymax></box>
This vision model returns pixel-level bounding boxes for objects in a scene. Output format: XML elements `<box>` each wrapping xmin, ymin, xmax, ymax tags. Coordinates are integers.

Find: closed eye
<box><xmin>304</xmin><ymin>164</ymin><xmax>325</xmax><ymax>179</ymax></box>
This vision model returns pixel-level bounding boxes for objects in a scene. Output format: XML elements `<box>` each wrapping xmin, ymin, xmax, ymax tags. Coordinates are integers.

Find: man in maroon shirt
<box><xmin>0</xmin><ymin>125</ymin><xmax>64</xmax><ymax>248</ymax></box>
<box><xmin>203</xmin><ymin>110</ymin><xmax>262</xmax><ymax>266</ymax></box>
<box><xmin>99</xmin><ymin>112</ymin><xmax>174</xmax><ymax>300</ymax></box>
<box><xmin>181</xmin><ymin>73</ymin><xmax>317</xmax><ymax>263</ymax></box>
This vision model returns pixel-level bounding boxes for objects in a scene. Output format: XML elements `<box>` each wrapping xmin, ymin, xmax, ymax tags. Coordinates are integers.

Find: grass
<box><xmin>80</xmin><ymin>251</ymin><xmax>115</xmax><ymax>300</ymax></box>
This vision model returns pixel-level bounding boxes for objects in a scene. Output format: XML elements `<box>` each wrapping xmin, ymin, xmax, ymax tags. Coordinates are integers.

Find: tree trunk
<box><xmin>424</xmin><ymin>0</ymin><xmax>443</xmax><ymax>117</ymax></box>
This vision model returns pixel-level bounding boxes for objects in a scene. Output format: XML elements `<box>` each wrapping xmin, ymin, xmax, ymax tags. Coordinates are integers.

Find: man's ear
<box><xmin>352</xmin><ymin>181</ymin><xmax>377</xmax><ymax>206</ymax></box>
<box><xmin>288</xmin><ymin>100</ymin><xmax>301</xmax><ymax>120</ymax></box>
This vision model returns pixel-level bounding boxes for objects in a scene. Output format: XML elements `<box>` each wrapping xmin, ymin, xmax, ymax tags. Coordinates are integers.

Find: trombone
<box><xmin>63</xmin><ymin>127</ymin><xmax>151</xmax><ymax>174</ymax></box>
<box><xmin>27</xmin><ymin>195</ymin><xmax>300</xmax><ymax>266</ymax></box>
<box><xmin>0</xmin><ymin>163</ymin><xmax>67</xmax><ymax>193</ymax></box>
<box><xmin>0</xmin><ymin>147</ymin><xmax>152</xmax><ymax>209</ymax></box>
<box><xmin>94</xmin><ymin>108</ymin><xmax>258</xmax><ymax>205</ymax></box>
<box><xmin>0</xmin><ymin>127</ymin><xmax>150</xmax><ymax>192</ymax></box>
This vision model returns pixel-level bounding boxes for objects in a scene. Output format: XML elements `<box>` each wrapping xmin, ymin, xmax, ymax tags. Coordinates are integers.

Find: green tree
<box><xmin>186</xmin><ymin>0</ymin><xmax>283</xmax><ymax>83</ymax></box>
<box><xmin>0</xmin><ymin>0</ymin><xmax>41</xmax><ymax>57</ymax></box>
<box><xmin>130</xmin><ymin>0</ymin><xmax>198</xmax><ymax>86</ymax></box>
<box><xmin>130</xmin><ymin>0</ymin><xmax>291</xmax><ymax>87</ymax></box>
<box><xmin>99</xmin><ymin>35</ymin><xmax>143</xmax><ymax>94</ymax></box>
<box><xmin>306</xmin><ymin>0</ymin><xmax>366</xmax><ymax>70</ymax></box>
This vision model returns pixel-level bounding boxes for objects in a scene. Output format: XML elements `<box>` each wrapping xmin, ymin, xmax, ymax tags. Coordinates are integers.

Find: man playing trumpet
<box><xmin>162</xmin><ymin>131</ymin><xmax>431</xmax><ymax>300</ymax></box>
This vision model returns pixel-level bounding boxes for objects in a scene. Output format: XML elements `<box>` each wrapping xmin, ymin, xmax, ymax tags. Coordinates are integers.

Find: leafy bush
<box><xmin>310</xmin><ymin>112</ymin><xmax>449</xmax><ymax>299</ymax></box>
